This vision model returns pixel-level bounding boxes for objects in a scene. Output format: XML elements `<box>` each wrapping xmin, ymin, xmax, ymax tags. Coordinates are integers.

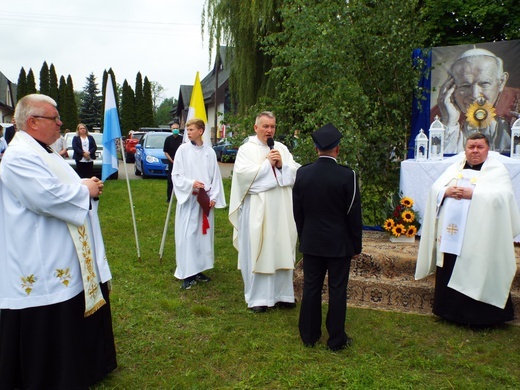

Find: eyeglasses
<box><xmin>33</xmin><ymin>115</ymin><xmax>61</xmax><ymax>123</ymax></box>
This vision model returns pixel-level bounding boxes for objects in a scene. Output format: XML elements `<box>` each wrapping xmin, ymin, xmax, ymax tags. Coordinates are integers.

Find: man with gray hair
<box><xmin>229</xmin><ymin>111</ymin><xmax>300</xmax><ymax>313</ymax></box>
<box><xmin>0</xmin><ymin>94</ymin><xmax>116</xmax><ymax>387</ymax></box>
<box><xmin>436</xmin><ymin>48</ymin><xmax>517</xmax><ymax>154</ymax></box>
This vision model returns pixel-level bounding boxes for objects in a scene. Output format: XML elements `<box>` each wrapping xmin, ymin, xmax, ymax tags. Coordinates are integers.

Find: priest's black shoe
<box><xmin>249</xmin><ymin>306</ymin><xmax>268</xmax><ymax>313</ymax></box>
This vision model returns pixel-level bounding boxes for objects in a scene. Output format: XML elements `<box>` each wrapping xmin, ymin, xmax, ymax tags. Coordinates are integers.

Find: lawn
<box><xmin>93</xmin><ymin>179</ymin><xmax>520</xmax><ymax>389</ymax></box>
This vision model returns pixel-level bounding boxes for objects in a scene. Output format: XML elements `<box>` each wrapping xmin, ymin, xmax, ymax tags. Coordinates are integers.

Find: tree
<box><xmin>204</xmin><ymin>0</ymin><xmax>282</xmax><ymax>112</ymax></box>
<box><xmin>58</xmin><ymin>75</ymin><xmax>79</xmax><ymax>132</ymax></box>
<box><xmin>155</xmin><ymin>97</ymin><xmax>176</xmax><ymax>126</ymax></box>
<box><xmin>16</xmin><ymin>67</ymin><xmax>27</xmax><ymax>100</ymax></box>
<box><xmin>39</xmin><ymin>61</ymin><xmax>50</xmax><ymax>96</ymax></box>
<box><xmin>79</xmin><ymin>73</ymin><xmax>102</xmax><ymax>130</ymax></box>
<box><xmin>49</xmin><ymin>64</ymin><xmax>59</xmax><ymax>102</ymax></box>
<box><xmin>420</xmin><ymin>0</ymin><xmax>520</xmax><ymax>47</ymax></box>
<box><xmin>142</xmin><ymin>76</ymin><xmax>156</xmax><ymax>127</ymax></box>
<box><xmin>101</xmin><ymin>68</ymin><xmax>120</xmax><ymax>130</ymax></box>
<box><xmin>150</xmin><ymin>81</ymin><xmax>165</xmax><ymax>111</ymax></box>
<box><xmin>135</xmin><ymin>72</ymin><xmax>144</xmax><ymax>129</ymax></box>
<box><xmin>121</xmin><ymin>79</ymin><xmax>136</xmax><ymax>135</ymax></box>
<box><xmin>26</xmin><ymin>69</ymin><xmax>37</xmax><ymax>95</ymax></box>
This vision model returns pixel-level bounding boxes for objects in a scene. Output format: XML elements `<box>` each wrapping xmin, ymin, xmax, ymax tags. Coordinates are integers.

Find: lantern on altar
<box><xmin>428</xmin><ymin>116</ymin><xmax>444</xmax><ymax>160</ymax></box>
<box><xmin>511</xmin><ymin>118</ymin><xmax>520</xmax><ymax>159</ymax></box>
<box><xmin>414</xmin><ymin>129</ymin><xmax>428</xmax><ymax>162</ymax></box>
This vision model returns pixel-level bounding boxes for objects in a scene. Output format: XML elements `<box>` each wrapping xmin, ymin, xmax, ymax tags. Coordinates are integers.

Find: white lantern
<box><xmin>428</xmin><ymin>116</ymin><xmax>444</xmax><ymax>160</ymax></box>
<box><xmin>414</xmin><ymin>129</ymin><xmax>428</xmax><ymax>162</ymax></box>
<box><xmin>511</xmin><ymin>118</ymin><xmax>520</xmax><ymax>159</ymax></box>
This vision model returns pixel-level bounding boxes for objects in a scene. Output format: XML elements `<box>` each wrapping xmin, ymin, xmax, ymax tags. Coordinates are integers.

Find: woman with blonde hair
<box><xmin>72</xmin><ymin>123</ymin><xmax>97</xmax><ymax>178</ymax></box>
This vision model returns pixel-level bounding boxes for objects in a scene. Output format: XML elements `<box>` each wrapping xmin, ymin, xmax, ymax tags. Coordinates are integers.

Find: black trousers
<box><xmin>0</xmin><ymin>283</ymin><xmax>117</xmax><ymax>389</ymax></box>
<box><xmin>299</xmin><ymin>254</ymin><xmax>352</xmax><ymax>349</ymax></box>
<box><xmin>76</xmin><ymin>161</ymin><xmax>94</xmax><ymax>179</ymax></box>
<box><xmin>167</xmin><ymin>162</ymin><xmax>173</xmax><ymax>201</ymax></box>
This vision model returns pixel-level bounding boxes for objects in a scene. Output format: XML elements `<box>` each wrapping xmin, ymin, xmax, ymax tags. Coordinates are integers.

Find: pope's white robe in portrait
<box><xmin>415</xmin><ymin>154</ymin><xmax>520</xmax><ymax>308</ymax></box>
<box><xmin>229</xmin><ymin>136</ymin><xmax>300</xmax><ymax>307</ymax></box>
<box><xmin>172</xmin><ymin>142</ymin><xmax>226</xmax><ymax>280</ymax></box>
<box><xmin>0</xmin><ymin>131</ymin><xmax>112</xmax><ymax>310</ymax></box>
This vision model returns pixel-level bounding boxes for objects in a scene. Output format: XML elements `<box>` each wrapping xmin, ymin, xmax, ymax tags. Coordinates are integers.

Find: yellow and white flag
<box><xmin>183</xmin><ymin>72</ymin><xmax>211</xmax><ymax>146</ymax></box>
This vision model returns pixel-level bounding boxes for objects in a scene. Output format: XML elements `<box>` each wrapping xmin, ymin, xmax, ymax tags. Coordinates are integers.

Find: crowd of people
<box><xmin>1</xmin><ymin>90</ymin><xmax>519</xmax><ymax>388</ymax></box>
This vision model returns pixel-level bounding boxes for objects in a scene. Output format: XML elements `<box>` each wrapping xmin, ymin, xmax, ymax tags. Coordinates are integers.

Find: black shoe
<box><xmin>181</xmin><ymin>278</ymin><xmax>197</xmax><ymax>290</ymax></box>
<box><xmin>276</xmin><ymin>301</ymin><xmax>296</xmax><ymax>309</ymax></box>
<box><xmin>329</xmin><ymin>336</ymin><xmax>353</xmax><ymax>351</ymax></box>
<box><xmin>196</xmin><ymin>273</ymin><xmax>211</xmax><ymax>283</ymax></box>
<box><xmin>303</xmin><ymin>341</ymin><xmax>317</xmax><ymax>348</ymax></box>
<box><xmin>249</xmin><ymin>306</ymin><xmax>268</xmax><ymax>313</ymax></box>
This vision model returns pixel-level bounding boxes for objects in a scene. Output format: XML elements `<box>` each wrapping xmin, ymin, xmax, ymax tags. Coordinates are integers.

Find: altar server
<box><xmin>173</xmin><ymin>118</ymin><xmax>226</xmax><ymax>290</ymax></box>
<box><xmin>415</xmin><ymin>133</ymin><xmax>520</xmax><ymax>326</ymax></box>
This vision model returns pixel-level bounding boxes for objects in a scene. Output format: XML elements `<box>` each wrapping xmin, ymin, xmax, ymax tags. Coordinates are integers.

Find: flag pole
<box><xmin>120</xmin><ymin>138</ymin><xmax>141</xmax><ymax>261</ymax></box>
<box><xmin>159</xmin><ymin>193</ymin><xmax>174</xmax><ymax>262</ymax></box>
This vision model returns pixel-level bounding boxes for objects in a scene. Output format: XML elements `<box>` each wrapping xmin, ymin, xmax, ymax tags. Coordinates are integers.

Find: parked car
<box><xmin>124</xmin><ymin>131</ymin><xmax>145</xmax><ymax>162</ymax></box>
<box><xmin>134</xmin><ymin>132</ymin><xmax>170</xmax><ymax>178</ymax></box>
<box><xmin>213</xmin><ymin>138</ymin><xmax>238</xmax><ymax>162</ymax></box>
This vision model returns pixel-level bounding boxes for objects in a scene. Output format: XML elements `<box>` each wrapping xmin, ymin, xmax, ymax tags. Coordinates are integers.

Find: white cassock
<box><xmin>172</xmin><ymin>142</ymin><xmax>226</xmax><ymax>280</ymax></box>
<box><xmin>229</xmin><ymin>136</ymin><xmax>300</xmax><ymax>307</ymax></box>
<box><xmin>0</xmin><ymin>131</ymin><xmax>111</xmax><ymax>309</ymax></box>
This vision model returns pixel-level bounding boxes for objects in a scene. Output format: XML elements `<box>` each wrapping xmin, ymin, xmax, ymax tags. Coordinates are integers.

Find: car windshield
<box><xmin>144</xmin><ymin>134</ymin><xmax>169</xmax><ymax>148</ymax></box>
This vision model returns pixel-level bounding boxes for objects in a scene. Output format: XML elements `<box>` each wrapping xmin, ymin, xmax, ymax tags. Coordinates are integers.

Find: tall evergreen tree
<box><xmin>142</xmin><ymin>77</ymin><xmax>156</xmax><ymax>127</ymax></box>
<box><xmin>39</xmin><ymin>61</ymin><xmax>50</xmax><ymax>96</ymax></box>
<box><xmin>26</xmin><ymin>69</ymin><xmax>37</xmax><ymax>94</ymax></box>
<box><xmin>134</xmin><ymin>72</ymin><xmax>144</xmax><ymax>129</ymax></box>
<box><xmin>49</xmin><ymin>64</ymin><xmax>59</xmax><ymax>102</ymax></box>
<box><xmin>67</xmin><ymin>75</ymin><xmax>80</xmax><ymax>129</ymax></box>
<box><xmin>16</xmin><ymin>67</ymin><xmax>27</xmax><ymax>100</ymax></box>
<box><xmin>121</xmin><ymin>79</ymin><xmax>136</xmax><ymax>136</ymax></box>
<box><xmin>58</xmin><ymin>76</ymin><xmax>75</xmax><ymax>132</ymax></box>
<box><xmin>100</xmin><ymin>68</ymin><xmax>120</xmax><ymax>130</ymax></box>
<box><xmin>79</xmin><ymin>73</ymin><xmax>102</xmax><ymax>130</ymax></box>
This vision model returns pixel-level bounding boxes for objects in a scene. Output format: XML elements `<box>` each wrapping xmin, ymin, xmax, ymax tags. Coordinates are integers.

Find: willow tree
<box><xmin>204</xmin><ymin>0</ymin><xmax>282</xmax><ymax>112</ymax></box>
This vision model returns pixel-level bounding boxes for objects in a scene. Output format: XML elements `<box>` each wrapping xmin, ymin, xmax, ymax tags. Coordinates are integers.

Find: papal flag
<box><xmin>101</xmin><ymin>73</ymin><xmax>122</xmax><ymax>181</ymax></box>
<box><xmin>183</xmin><ymin>72</ymin><xmax>211</xmax><ymax>146</ymax></box>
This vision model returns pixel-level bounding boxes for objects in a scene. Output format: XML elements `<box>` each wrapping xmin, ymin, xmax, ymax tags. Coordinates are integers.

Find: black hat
<box><xmin>311</xmin><ymin>123</ymin><xmax>342</xmax><ymax>150</ymax></box>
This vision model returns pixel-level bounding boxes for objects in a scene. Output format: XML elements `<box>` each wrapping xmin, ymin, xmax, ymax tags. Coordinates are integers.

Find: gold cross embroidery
<box><xmin>446</xmin><ymin>224</ymin><xmax>458</xmax><ymax>235</ymax></box>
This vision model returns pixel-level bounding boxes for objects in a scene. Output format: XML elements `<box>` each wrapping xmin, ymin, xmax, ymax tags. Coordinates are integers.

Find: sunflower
<box><xmin>392</xmin><ymin>224</ymin><xmax>406</xmax><ymax>237</ymax></box>
<box><xmin>400</xmin><ymin>197</ymin><xmax>414</xmax><ymax>208</ymax></box>
<box><xmin>405</xmin><ymin>225</ymin><xmax>418</xmax><ymax>237</ymax></box>
<box><xmin>401</xmin><ymin>210</ymin><xmax>415</xmax><ymax>223</ymax></box>
<box><xmin>383</xmin><ymin>218</ymin><xmax>395</xmax><ymax>231</ymax></box>
<box><xmin>466</xmin><ymin>98</ymin><xmax>496</xmax><ymax>128</ymax></box>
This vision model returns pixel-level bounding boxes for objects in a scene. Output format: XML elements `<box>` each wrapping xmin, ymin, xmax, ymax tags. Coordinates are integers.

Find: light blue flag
<box><xmin>102</xmin><ymin>73</ymin><xmax>122</xmax><ymax>181</ymax></box>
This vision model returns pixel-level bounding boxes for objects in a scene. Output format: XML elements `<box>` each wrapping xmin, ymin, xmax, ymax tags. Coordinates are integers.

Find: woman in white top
<box><xmin>72</xmin><ymin>123</ymin><xmax>97</xmax><ymax>178</ymax></box>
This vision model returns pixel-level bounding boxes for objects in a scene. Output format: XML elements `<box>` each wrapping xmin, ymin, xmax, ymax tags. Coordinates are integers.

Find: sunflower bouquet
<box><xmin>382</xmin><ymin>195</ymin><xmax>421</xmax><ymax>238</ymax></box>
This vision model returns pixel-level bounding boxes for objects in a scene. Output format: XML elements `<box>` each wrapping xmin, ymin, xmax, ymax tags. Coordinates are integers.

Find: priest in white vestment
<box><xmin>173</xmin><ymin>118</ymin><xmax>226</xmax><ymax>290</ymax></box>
<box><xmin>415</xmin><ymin>133</ymin><xmax>520</xmax><ymax>325</ymax></box>
<box><xmin>229</xmin><ymin>111</ymin><xmax>300</xmax><ymax>312</ymax></box>
<box><xmin>0</xmin><ymin>94</ymin><xmax>116</xmax><ymax>388</ymax></box>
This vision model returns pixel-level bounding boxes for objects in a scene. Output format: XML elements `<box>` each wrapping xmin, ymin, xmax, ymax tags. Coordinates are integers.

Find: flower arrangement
<box><xmin>382</xmin><ymin>195</ymin><xmax>421</xmax><ymax>238</ymax></box>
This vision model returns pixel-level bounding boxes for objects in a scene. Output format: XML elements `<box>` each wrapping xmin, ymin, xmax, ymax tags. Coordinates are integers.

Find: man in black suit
<box><xmin>292</xmin><ymin>123</ymin><xmax>362</xmax><ymax>351</ymax></box>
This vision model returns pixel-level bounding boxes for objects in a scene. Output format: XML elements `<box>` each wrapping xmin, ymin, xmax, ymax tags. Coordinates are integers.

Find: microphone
<box><xmin>267</xmin><ymin>137</ymin><xmax>274</xmax><ymax>150</ymax></box>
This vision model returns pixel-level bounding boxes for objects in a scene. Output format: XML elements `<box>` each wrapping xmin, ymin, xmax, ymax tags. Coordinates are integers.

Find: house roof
<box><xmin>173</xmin><ymin>46</ymin><xmax>232</xmax><ymax>116</ymax></box>
<box><xmin>0</xmin><ymin>71</ymin><xmax>17</xmax><ymax>111</ymax></box>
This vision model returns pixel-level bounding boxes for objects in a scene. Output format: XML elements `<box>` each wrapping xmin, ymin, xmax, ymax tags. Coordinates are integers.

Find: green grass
<box><xmin>94</xmin><ymin>179</ymin><xmax>520</xmax><ymax>389</ymax></box>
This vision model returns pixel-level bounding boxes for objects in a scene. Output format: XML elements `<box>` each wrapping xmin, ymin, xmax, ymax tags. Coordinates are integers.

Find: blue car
<box><xmin>134</xmin><ymin>132</ymin><xmax>170</xmax><ymax>178</ymax></box>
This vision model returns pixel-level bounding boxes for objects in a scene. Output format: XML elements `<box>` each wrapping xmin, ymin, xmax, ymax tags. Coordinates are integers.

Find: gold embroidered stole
<box><xmin>11</xmin><ymin>133</ymin><xmax>106</xmax><ymax>316</ymax></box>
